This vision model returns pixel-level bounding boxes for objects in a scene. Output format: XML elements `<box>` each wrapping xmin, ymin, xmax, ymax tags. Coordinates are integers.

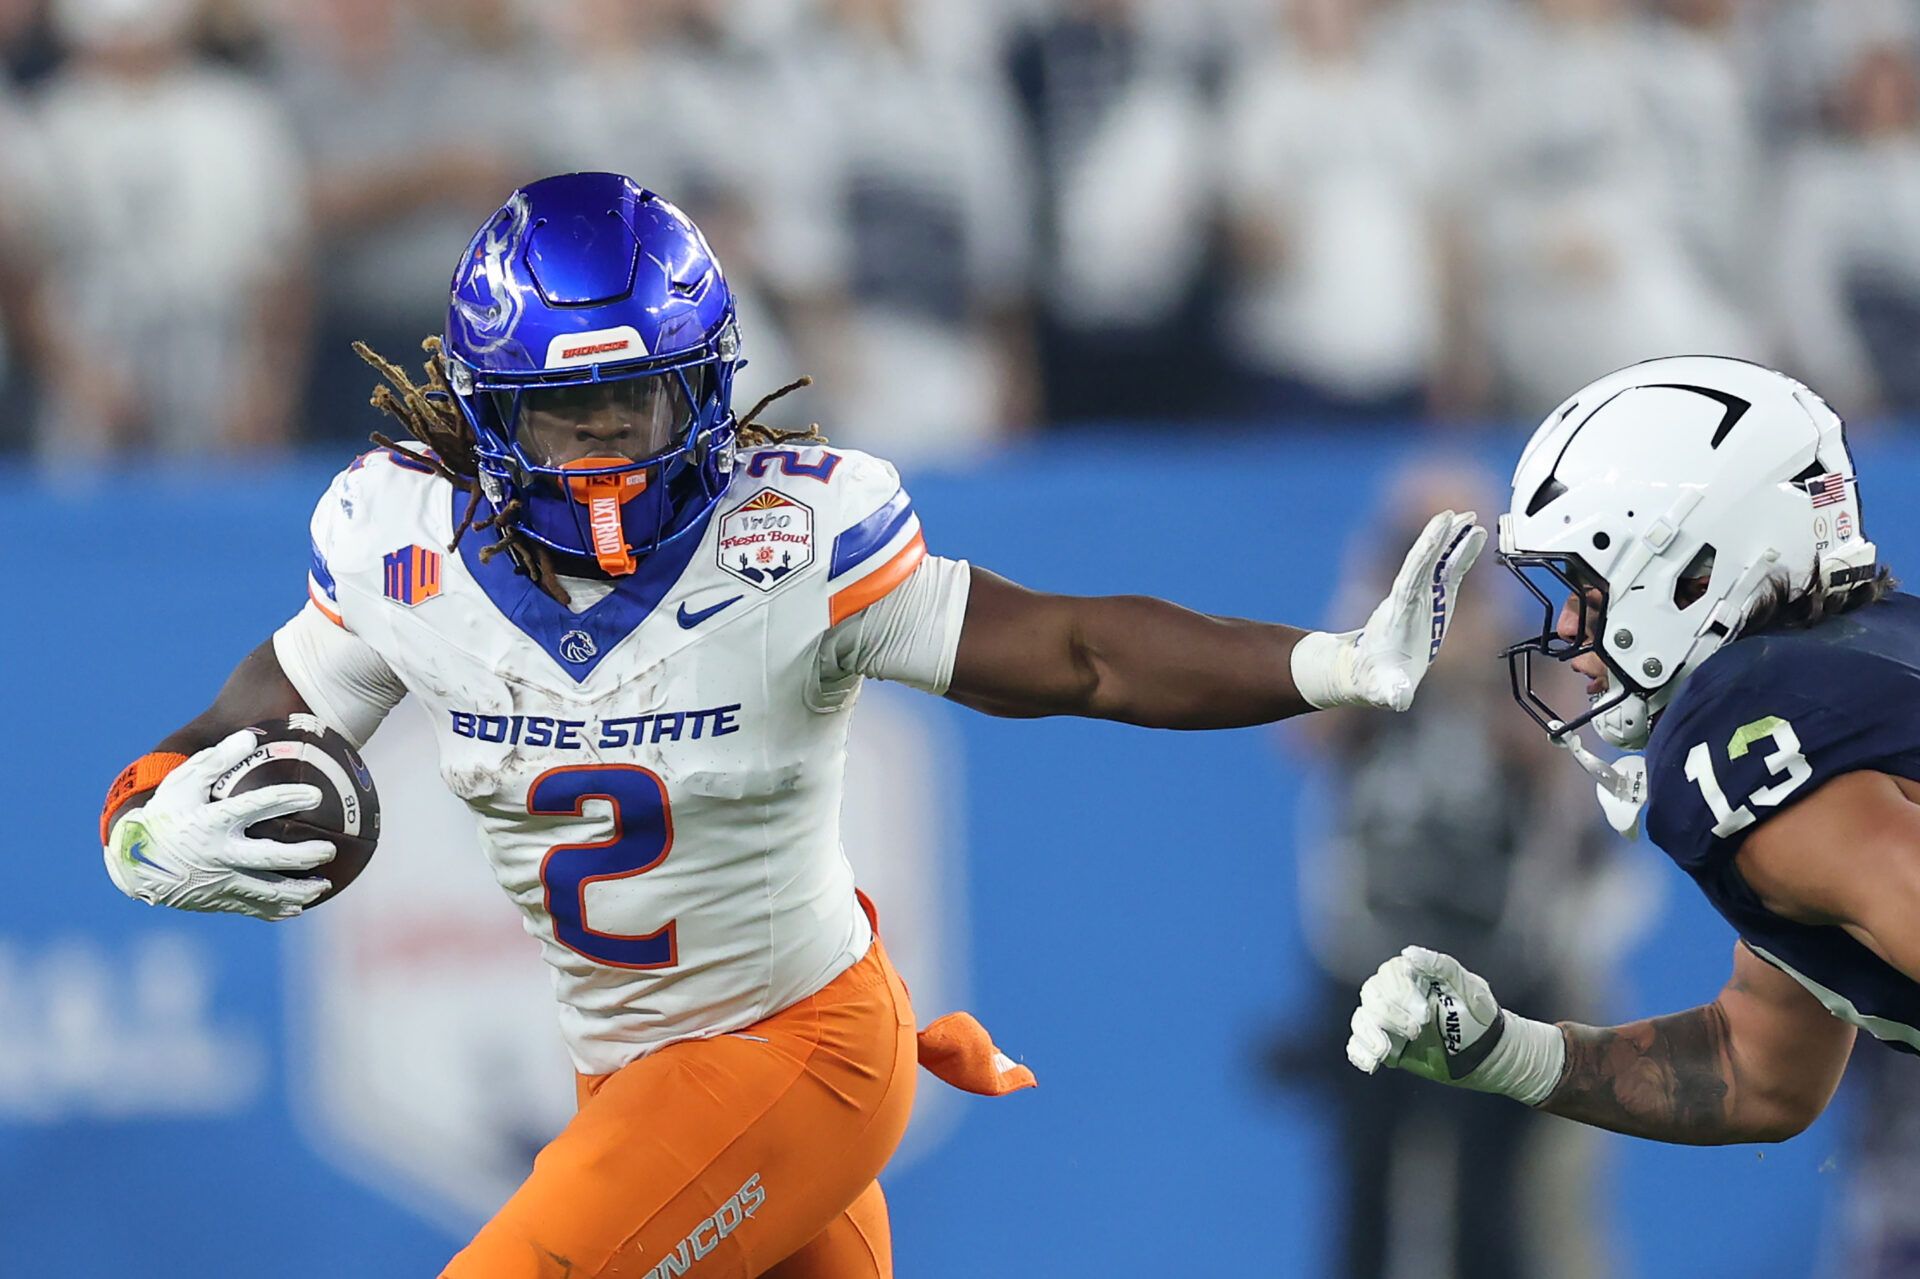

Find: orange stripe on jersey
<box><xmin>308</xmin><ymin>582</ymin><xmax>347</xmax><ymax>629</ymax></box>
<box><xmin>828</xmin><ymin>531</ymin><xmax>926</xmax><ymax>627</ymax></box>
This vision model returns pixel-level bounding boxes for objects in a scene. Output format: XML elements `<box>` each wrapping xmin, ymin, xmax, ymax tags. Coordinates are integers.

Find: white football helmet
<box><xmin>1499</xmin><ymin>356</ymin><xmax>1878</xmax><ymax>752</ymax></box>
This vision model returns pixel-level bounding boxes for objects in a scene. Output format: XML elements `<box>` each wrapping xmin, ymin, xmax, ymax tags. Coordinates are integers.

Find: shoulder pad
<box><xmin>722</xmin><ymin>445</ymin><xmax>926</xmax><ymax>627</ymax></box>
<box><xmin>1645</xmin><ymin>632</ymin><xmax>1920</xmax><ymax>871</ymax></box>
<box><xmin>308</xmin><ymin>446</ymin><xmax>454</xmax><ymax>629</ymax></box>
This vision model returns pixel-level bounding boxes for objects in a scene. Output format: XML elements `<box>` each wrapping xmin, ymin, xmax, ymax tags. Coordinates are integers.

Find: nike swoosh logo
<box><xmin>677</xmin><ymin>595</ymin><xmax>743</xmax><ymax>629</ymax></box>
<box><xmin>127</xmin><ymin>840</ymin><xmax>174</xmax><ymax>877</ymax></box>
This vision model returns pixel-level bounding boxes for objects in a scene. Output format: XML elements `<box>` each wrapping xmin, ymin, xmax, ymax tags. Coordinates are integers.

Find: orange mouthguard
<box><xmin>562</xmin><ymin>458</ymin><xmax>647</xmax><ymax>576</ymax></box>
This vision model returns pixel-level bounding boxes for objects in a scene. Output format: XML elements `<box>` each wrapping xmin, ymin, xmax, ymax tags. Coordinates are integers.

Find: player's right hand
<box><xmin>1345</xmin><ymin>945</ymin><xmax>1567</xmax><ymax>1106</ymax></box>
<box><xmin>101</xmin><ymin>730</ymin><xmax>335</xmax><ymax>921</ymax></box>
<box><xmin>1289</xmin><ymin>510</ymin><xmax>1485</xmax><ymax>712</ymax></box>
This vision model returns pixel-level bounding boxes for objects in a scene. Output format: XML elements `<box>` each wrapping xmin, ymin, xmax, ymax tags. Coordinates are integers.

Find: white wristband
<box><xmin>1475</xmin><ymin>1012</ymin><xmax>1568</xmax><ymax>1107</ymax></box>
<box><xmin>1289</xmin><ymin>629</ymin><xmax>1360</xmax><ymax>710</ymax></box>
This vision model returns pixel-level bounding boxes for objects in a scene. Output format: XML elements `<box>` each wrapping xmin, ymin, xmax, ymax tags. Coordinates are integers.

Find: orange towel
<box><xmin>916</xmin><ymin>1011</ymin><xmax>1037</xmax><ymax>1096</ymax></box>
<box><xmin>855</xmin><ymin>890</ymin><xmax>1037</xmax><ymax>1098</ymax></box>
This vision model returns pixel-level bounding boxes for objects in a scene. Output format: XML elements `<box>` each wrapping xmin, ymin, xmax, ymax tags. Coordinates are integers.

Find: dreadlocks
<box><xmin>353</xmin><ymin>336</ymin><xmax>822</xmax><ymax>608</ymax></box>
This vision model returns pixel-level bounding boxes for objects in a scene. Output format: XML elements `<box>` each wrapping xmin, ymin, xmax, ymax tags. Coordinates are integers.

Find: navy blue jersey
<box><xmin>1644</xmin><ymin>592</ymin><xmax>1920</xmax><ymax>1054</ymax></box>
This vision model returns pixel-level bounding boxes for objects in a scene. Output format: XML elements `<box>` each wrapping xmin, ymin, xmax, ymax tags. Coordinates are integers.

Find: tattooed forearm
<box><xmin>1542</xmin><ymin>1003</ymin><xmax>1740</xmax><ymax>1144</ymax></box>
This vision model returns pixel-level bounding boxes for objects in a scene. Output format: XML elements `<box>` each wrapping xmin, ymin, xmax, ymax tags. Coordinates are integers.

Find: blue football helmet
<box><xmin>442</xmin><ymin>173</ymin><xmax>742</xmax><ymax>574</ymax></box>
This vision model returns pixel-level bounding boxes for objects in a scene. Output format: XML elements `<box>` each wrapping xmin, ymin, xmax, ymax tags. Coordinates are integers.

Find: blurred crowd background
<box><xmin>7</xmin><ymin>0</ymin><xmax>1920</xmax><ymax>464</ymax></box>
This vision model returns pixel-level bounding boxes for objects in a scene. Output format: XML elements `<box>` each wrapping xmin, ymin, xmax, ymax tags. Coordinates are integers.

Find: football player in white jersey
<box><xmin>99</xmin><ymin>174</ymin><xmax>1484</xmax><ymax>1279</ymax></box>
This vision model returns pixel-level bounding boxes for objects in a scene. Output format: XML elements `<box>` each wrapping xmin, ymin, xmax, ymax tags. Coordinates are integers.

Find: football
<box><xmin>208</xmin><ymin>714</ymin><xmax>382</xmax><ymax>906</ymax></box>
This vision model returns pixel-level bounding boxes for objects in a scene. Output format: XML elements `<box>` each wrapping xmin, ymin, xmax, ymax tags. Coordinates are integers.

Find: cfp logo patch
<box><xmin>718</xmin><ymin>488</ymin><xmax>815</xmax><ymax>591</ymax></box>
<box><xmin>383</xmin><ymin>545</ymin><xmax>443</xmax><ymax>607</ymax></box>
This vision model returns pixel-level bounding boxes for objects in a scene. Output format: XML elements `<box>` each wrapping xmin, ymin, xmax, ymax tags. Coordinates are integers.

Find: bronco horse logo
<box><xmin>450</xmin><ymin>192</ymin><xmax>533</xmax><ymax>358</ymax></box>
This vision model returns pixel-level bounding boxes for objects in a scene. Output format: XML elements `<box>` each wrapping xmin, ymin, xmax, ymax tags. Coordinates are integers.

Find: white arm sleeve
<box><xmin>272</xmin><ymin>604</ymin><xmax>409</xmax><ymax>748</ymax></box>
<box><xmin>814</xmin><ymin>554</ymin><xmax>972</xmax><ymax>700</ymax></box>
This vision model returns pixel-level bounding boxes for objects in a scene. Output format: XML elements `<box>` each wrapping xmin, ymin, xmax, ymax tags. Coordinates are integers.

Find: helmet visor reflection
<box><xmin>497</xmin><ymin>370</ymin><xmax>709</xmax><ymax>469</ymax></box>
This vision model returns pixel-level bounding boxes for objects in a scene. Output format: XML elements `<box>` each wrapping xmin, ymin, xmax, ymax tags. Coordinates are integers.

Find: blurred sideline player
<box><xmin>97</xmin><ymin>173</ymin><xmax>1484</xmax><ymax>1278</ymax></box>
<box><xmin>1346</xmin><ymin>356</ymin><xmax>1920</xmax><ymax>1147</ymax></box>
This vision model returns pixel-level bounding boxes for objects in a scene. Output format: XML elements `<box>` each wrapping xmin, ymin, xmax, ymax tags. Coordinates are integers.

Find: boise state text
<box><xmin>450</xmin><ymin>705</ymin><xmax>743</xmax><ymax>750</ymax></box>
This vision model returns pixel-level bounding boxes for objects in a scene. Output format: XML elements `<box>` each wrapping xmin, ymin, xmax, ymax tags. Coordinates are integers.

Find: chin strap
<box><xmin>1593</xmin><ymin>692</ymin><xmax>1651</xmax><ymax>749</ymax></box>
<box><xmin>1553</xmin><ymin>725</ymin><xmax>1648</xmax><ymax>837</ymax></box>
<box><xmin>563</xmin><ymin>459</ymin><xmax>648</xmax><ymax>576</ymax></box>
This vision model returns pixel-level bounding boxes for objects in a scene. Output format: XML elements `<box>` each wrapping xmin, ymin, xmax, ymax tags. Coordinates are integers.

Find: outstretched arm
<box><xmin>1523</xmin><ymin>767</ymin><xmax>1920</xmax><ymax>1141</ymax></box>
<box><xmin>1526</xmin><ymin>766</ymin><xmax>1920</xmax><ymax>1141</ymax></box>
<box><xmin>1348</xmin><ymin>941</ymin><xmax>1854</xmax><ymax>1147</ymax></box>
<box><xmin>1544</xmin><ymin>941</ymin><xmax>1855</xmax><ymax>1143</ymax></box>
<box><xmin>948</xmin><ymin>572</ymin><xmax>1315</xmax><ymax>727</ymax></box>
<box><xmin>947</xmin><ymin>510</ymin><xmax>1483</xmax><ymax>727</ymax></box>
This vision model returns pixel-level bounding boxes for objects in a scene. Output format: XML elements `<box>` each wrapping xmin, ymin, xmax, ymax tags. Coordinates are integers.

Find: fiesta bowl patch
<box><xmin>718</xmin><ymin>488</ymin><xmax>814</xmax><ymax>590</ymax></box>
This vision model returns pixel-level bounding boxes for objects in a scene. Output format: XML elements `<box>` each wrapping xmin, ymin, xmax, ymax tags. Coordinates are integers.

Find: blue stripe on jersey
<box><xmin>310</xmin><ymin>538</ymin><xmax>338</xmax><ymax>601</ymax></box>
<box><xmin>830</xmin><ymin>489</ymin><xmax>913</xmax><ymax>580</ymax></box>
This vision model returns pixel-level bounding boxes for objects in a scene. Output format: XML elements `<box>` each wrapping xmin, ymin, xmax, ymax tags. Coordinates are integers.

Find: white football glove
<box><xmin>1345</xmin><ymin>945</ymin><xmax>1566</xmax><ymax>1106</ymax></box>
<box><xmin>1290</xmin><ymin>510</ymin><xmax>1487</xmax><ymax>711</ymax></box>
<box><xmin>102</xmin><ymin>730</ymin><xmax>335</xmax><ymax>921</ymax></box>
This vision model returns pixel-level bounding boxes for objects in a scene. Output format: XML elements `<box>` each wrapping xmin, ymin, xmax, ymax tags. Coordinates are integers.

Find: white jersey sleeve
<box><xmin>271</xmin><ymin>462</ymin><xmax>409</xmax><ymax>747</ymax></box>
<box><xmin>781</xmin><ymin>447</ymin><xmax>966</xmax><ymax>705</ymax></box>
<box><xmin>814</xmin><ymin>553</ymin><xmax>971</xmax><ymax>696</ymax></box>
<box><xmin>273</xmin><ymin>606</ymin><xmax>407</xmax><ymax>748</ymax></box>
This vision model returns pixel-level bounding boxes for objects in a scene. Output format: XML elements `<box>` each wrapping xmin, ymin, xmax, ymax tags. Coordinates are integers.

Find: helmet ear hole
<box><xmin>1674</xmin><ymin>544</ymin><xmax>1716</xmax><ymax>609</ymax></box>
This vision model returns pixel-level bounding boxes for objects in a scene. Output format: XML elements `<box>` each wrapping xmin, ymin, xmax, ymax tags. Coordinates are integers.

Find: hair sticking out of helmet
<box><xmin>1738</xmin><ymin>564</ymin><xmax>1900</xmax><ymax>637</ymax></box>
<box><xmin>354</xmin><ymin>337</ymin><xmax>823</xmax><ymax>607</ymax></box>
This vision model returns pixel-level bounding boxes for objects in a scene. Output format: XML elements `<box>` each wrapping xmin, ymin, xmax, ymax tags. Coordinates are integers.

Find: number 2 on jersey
<box><xmin>529</xmin><ymin>765</ymin><xmax>677</xmax><ymax>969</ymax></box>
<box><xmin>1684</xmin><ymin>715</ymin><xmax>1813</xmax><ymax>838</ymax></box>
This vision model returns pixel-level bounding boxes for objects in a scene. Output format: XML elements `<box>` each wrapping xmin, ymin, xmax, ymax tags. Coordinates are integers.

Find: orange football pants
<box><xmin>442</xmin><ymin>940</ymin><xmax>918</xmax><ymax>1279</ymax></box>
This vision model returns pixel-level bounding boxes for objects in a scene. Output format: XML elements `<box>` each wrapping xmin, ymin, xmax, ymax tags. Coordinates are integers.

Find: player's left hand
<box><xmin>1291</xmin><ymin>510</ymin><xmax>1486</xmax><ymax>711</ymax></box>
<box><xmin>1345</xmin><ymin>945</ymin><xmax>1566</xmax><ymax>1106</ymax></box>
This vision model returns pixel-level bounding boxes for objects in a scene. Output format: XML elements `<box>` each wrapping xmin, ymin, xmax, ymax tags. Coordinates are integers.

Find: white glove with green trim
<box><xmin>103</xmin><ymin>730</ymin><xmax>334</xmax><ymax>921</ymax></box>
<box><xmin>1345</xmin><ymin>945</ymin><xmax>1567</xmax><ymax>1106</ymax></box>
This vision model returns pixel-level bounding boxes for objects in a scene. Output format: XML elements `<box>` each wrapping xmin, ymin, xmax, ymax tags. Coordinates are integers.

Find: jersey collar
<box><xmin>453</xmin><ymin>488</ymin><xmax>713</xmax><ymax>683</ymax></box>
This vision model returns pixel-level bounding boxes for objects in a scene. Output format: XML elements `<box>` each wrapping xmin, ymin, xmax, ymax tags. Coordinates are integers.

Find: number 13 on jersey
<box><xmin>529</xmin><ymin>765</ymin><xmax>678</xmax><ymax>969</ymax></box>
<box><xmin>1684</xmin><ymin>715</ymin><xmax>1813</xmax><ymax>839</ymax></box>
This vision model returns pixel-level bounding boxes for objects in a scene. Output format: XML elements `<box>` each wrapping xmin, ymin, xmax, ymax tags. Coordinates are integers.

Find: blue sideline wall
<box><xmin>1</xmin><ymin>428</ymin><xmax>1884</xmax><ymax>1277</ymax></box>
